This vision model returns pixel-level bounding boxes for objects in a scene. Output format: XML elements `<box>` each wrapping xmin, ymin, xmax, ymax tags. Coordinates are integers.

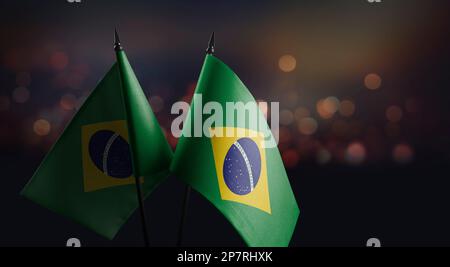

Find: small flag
<box><xmin>21</xmin><ymin>47</ymin><xmax>172</xmax><ymax>239</ymax></box>
<box><xmin>171</xmin><ymin>55</ymin><xmax>299</xmax><ymax>246</ymax></box>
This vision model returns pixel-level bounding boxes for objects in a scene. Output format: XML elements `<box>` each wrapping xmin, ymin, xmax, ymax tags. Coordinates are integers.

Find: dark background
<box><xmin>1</xmin><ymin>0</ymin><xmax>450</xmax><ymax>246</ymax></box>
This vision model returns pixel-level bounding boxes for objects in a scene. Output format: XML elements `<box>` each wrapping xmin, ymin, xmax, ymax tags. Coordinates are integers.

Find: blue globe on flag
<box><xmin>223</xmin><ymin>137</ymin><xmax>261</xmax><ymax>195</ymax></box>
<box><xmin>88</xmin><ymin>130</ymin><xmax>132</xmax><ymax>179</ymax></box>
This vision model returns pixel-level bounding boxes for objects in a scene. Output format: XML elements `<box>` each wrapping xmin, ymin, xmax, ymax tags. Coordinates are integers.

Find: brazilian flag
<box><xmin>171</xmin><ymin>55</ymin><xmax>299</xmax><ymax>246</ymax></box>
<box><xmin>21</xmin><ymin>44</ymin><xmax>173</xmax><ymax>239</ymax></box>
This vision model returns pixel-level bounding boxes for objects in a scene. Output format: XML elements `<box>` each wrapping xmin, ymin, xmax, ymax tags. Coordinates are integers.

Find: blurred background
<box><xmin>1</xmin><ymin>0</ymin><xmax>450</xmax><ymax>246</ymax></box>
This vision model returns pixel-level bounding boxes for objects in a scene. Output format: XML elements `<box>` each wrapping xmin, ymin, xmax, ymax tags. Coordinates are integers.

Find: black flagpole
<box><xmin>176</xmin><ymin>184</ymin><xmax>191</xmax><ymax>247</ymax></box>
<box><xmin>176</xmin><ymin>32</ymin><xmax>215</xmax><ymax>247</ymax></box>
<box><xmin>114</xmin><ymin>28</ymin><xmax>150</xmax><ymax>247</ymax></box>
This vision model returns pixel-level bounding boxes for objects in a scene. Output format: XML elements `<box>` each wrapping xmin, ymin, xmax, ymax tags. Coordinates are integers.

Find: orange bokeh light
<box><xmin>339</xmin><ymin>100</ymin><xmax>355</xmax><ymax>117</ymax></box>
<box><xmin>322</xmin><ymin>96</ymin><xmax>340</xmax><ymax>114</ymax></box>
<box><xmin>278</xmin><ymin>55</ymin><xmax>296</xmax><ymax>72</ymax></box>
<box><xmin>345</xmin><ymin>142</ymin><xmax>366</xmax><ymax>165</ymax></box>
<box><xmin>294</xmin><ymin>107</ymin><xmax>310</xmax><ymax>121</ymax></box>
<box><xmin>33</xmin><ymin>119</ymin><xmax>51</xmax><ymax>136</ymax></box>
<box><xmin>60</xmin><ymin>94</ymin><xmax>77</xmax><ymax>110</ymax></box>
<box><xmin>392</xmin><ymin>143</ymin><xmax>414</xmax><ymax>164</ymax></box>
<box><xmin>50</xmin><ymin>51</ymin><xmax>69</xmax><ymax>70</ymax></box>
<box><xmin>298</xmin><ymin>117</ymin><xmax>318</xmax><ymax>135</ymax></box>
<box><xmin>386</xmin><ymin>105</ymin><xmax>403</xmax><ymax>122</ymax></box>
<box><xmin>280</xmin><ymin>109</ymin><xmax>294</xmax><ymax>125</ymax></box>
<box><xmin>316</xmin><ymin>99</ymin><xmax>334</xmax><ymax>119</ymax></box>
<box><xmin>364</xmin><ymin>73</ymin><xmax>382</xmax><ymax>90</ymax></box>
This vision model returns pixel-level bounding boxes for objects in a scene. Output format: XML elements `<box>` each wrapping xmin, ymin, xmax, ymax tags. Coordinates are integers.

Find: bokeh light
<box><xmin>33</xmin><ymin>119</ymin><xmax>51</xmax><ymax>136</ymax></box>
<box><xmin>339</xmin><ymin>99</ymin><xmax>355</xmax><ymax>117</ymax></box>
<box><xmin>284</xmin><ymin>90</ymin><xmax>299</xmax><ymax>107</ymax></box>
<box><xmin>316</xmin><ymin>98</ymin><xmax>334</xmax><ymax>119</ymax></box>
<box><xmin>50</xmin><ymin>51</ymin><xmax>69</xmax><ymax>70</ymax></box>
<box><xmin>39</xmin><ymin>106</ymin><xmax>65</xmax><ymax>126</ymax></box>
<box><xmin>345</xmin><ymin>142</ymin><xmax>366</xmax><ymax>165</ymax></box>
<box><xmin>294</xmin><ymin>107</ymin><xmax>310</xmax><ymax>121</ymax></box>
<box><xmin>280</xmin><ymin>109</ymin><xmax>294</xmax><ymax>125</ymax></box>
<box><xmin>322</xmin><ymin>96</ymin><xmax>340</xmax><ymax>114</ymax></box>
<box><xmin>0</xmin><ymin>2</ymin><xmax>442</xmax><ymax>191</ymax></box>
<box><xmin>298</xmin><ymin>117</ymin><xmax>318</xmax><ymax>135</ymax></box>
<box><xmin>278</xmin><ymin>54</ymin><xmax>296</xmax><ymax>72</ymax></box>
<box><xmin>392</xmin><ymin>143</ymin><xmax>414</xmax><ymax>164</ymax></box>
<box><xmin>316</xmin><ymin>148</ymin><xmax>332</xmax><ymax>165</ymax></box>
<box><xmin>12</xmin><ymin>87</ymin><xmax>30</xmax><ymax>103</ymax></box>
<box><xmin>386</xmin><ymin>105</ymin><xmax>403</xmax><ymax>122</ymax></box>
<box><xmin>364</xmin><ymin>73</ymin><xmax>382</xmax><ymax>90</ymax></box>
<box><xmin>60</xmin><ymin>93</ymin><xmax>77</xmax><ymax>111</ymax></box>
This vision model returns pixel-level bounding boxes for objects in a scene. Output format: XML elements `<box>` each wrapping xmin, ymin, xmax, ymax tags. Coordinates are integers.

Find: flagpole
<box><xmin>114</xmin><ymin>29</ymin><xmax>151</xmax><ymax>247</ymax></box>
<box><xmin>176</xmin><ymin>184</ymin><xmax>191</xmax><ymax>246</ymax></box>
<box><xmin>176</xmin><ymin>32</ymin><xmax>215</xmax><ymax>247</ymax></box>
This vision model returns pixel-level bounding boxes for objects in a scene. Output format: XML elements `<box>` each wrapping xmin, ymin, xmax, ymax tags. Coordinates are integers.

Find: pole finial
<box><xmin>114</xmin><ymin>28</ymin><xmax>123</xmax><ymax>51</ymax></box>
<box><xmin>206</xmin><ymin>32</ymin><xmax>215</xmax><ymax>55</ymax></box>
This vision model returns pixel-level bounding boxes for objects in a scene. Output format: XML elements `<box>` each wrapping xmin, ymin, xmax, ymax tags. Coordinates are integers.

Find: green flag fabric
<box><xmin>21</xmin><ymin>50</ymin><xmax>173</xmax><ymax>239</ymax></box>
<box><xmin>170</xmin><ymin>55</ymin><xmax>299</xmax><ymax>246</ymax></box>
